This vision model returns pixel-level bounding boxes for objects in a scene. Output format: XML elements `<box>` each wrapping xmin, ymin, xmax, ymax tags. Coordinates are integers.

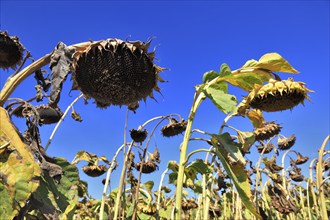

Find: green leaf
<box><xmin>186</xmin><ymin>159</ymin><xmax>213</xmax><ymax>175</ymax></box>
<box><xmin>72</xmin><ymin>150</ymin><xmax>98</xmax><ymax>165</ymax></box>
<box><xmin>236</xmin><ymin>131</ymin><xmax>256</xmax><ymax>154</ymax></box>
<box><xmin>202</xmin><ymin>70</ymin><xmax>219</xmax><ymax>83</ymax></box>
<box><xmin>142</xmin><ymin>181</ymin><xmax>154</xmax><ymax>193</ymax></box>
<box><xmin>241</xmin><ymin>59</ymin><xmax>258</xmax><ymax>68</ymax></box>
<box><xmin>203</xmin><ymin>86</ymin><xmax>238</xmax><ymax>114</ymax></box>
<box><xmin>211</xmin><ymin>134</ymin><xmax>261</xmax><ymax>219</ymax></box>
<box><xmin>0</xmin><ymin>107</ymin><xmax>40</xmax><ymax>219</ymax></box>
<box><xmin>221</xmin><ymin>70</ymin><xmax>273</xmax><ymax>91</ymax></box>
<box><xmin>219</xmin><ymin>63</ymin><xmax>232</xmax><ymax>77</ymax></box>
<box><xmin>30</xmin><ymin>157</ymin><xmax>80</xmax><ymax>219</ymax></box>
<box><xmin>213</xmin><ymin>133</ymin><xmax>246</xmax><ymax>165</ymax></box>
<box><xmin>167</xmin><ymin>160</ymin><xmax>179</xmax><ymax>172</ymax></box>
<box><xmin>255</xmin><ymin>53</ymin><xmax>299</xmax><ymax>73</ymax></box>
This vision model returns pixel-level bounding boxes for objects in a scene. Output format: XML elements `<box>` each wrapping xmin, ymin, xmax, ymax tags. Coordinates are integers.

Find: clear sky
<box><xmin>1</xmin><ymin>1</ymin><xmax>329</xmax><ymax>199</ymax></box>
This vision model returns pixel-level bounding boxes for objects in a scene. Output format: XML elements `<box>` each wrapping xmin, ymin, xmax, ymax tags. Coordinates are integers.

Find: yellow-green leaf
<box><xmin>0</xmin><ymin>107</ymin><xmax>41</xmax><ymax>219</ymax></box>
<box><xmin>246</xmin><ymin>53</ymin><xmax>299</xmax><ymax>74</ymax></box>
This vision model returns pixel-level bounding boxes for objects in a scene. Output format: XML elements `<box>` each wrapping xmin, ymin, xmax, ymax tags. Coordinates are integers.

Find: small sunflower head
<box><xmin>130</xmin><ymin>129</ymin><xmax>148</xmax><ymax>143</ymax></box>
<box><xmin>0</xmin><ymin>31</ymin><xmax>25</xmax><ymax>70</ymax></box>
<box><xmin>182</xmin><ymin>198</ymin><xmax>198</xmax><ymax>211</ymax></box>
<box><xmin>277</xmin><ymin>134</ymin><xmax>296</xmax><ymax>150</ymax></box>
<box><xmin>135</xmin><ymin>161</ymin><xmax>158</xmax><ymax>174</ymax></box>
<box><xmin>290</xmin><ymin>152</ymin><xmax>309</xmax><ymax>166</ymax></box>
<box><xmin>239</xmin><ymin>78</ymin><xmax>313</xmax><ymax>113</ymax></box>
<box><xmin>36</xmin><ymin>105</ymin><xmax>63</xmax><ymax>125</ymax></box>
<box><xmin>257</xmin><ymin>143</ymin><xmax>274</xmax><ymax>154</ymax></box>
<box><xmin>71</xmin><ymin>38</ymin><xmax>165</xmax><ymax>108</ymax></box>
<box><xmin>254</xmin><ymin>122</ymin><xmax>282</xmax><ymax>141</ymax></box>
<box><xmin>289</xmin><ymin>166</ymin><xmax>304</xmax><ymax>182</ymax></box>
<box><xmin>82</xmin><ymin>164</ymin><xmax>107</xmax><ymax>177</ymax></box>
<box><xmin>161</xmin><ymin>118</ymin><xmax>187</xmax><ymax>137</ymax></box>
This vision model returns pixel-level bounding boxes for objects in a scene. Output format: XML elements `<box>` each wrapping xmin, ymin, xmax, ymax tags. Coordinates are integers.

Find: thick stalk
<box><xmin>174</xmin><ymin>92</ymin><xmax>204</xmax><ymax>219</ymax></box>
<box><xmin>316</xmin><ymin>135</ymin><xmax>329</xmax><ymax>220</ymax></box>
<box><xmin>0</xmin><ymin>54</ymin><xmax>51</xmax><ymax>106</ymax></box>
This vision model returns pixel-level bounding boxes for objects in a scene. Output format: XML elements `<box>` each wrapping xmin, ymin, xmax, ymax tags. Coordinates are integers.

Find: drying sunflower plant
<box><xmin>0</xmin><ymin>29</ymin><xmax>329</xmax><ymax>220</ymax></box>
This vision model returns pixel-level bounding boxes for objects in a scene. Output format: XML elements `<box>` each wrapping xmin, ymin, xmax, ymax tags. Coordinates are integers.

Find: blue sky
<box><xmin>1</xmin><ymin>1</ymin><xmax>329</xmax><ymax>198</ymax></box>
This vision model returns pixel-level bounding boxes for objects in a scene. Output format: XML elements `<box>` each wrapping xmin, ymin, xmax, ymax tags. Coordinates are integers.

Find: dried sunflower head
<box><xmin>36</xmin><ymin>105</ymin><xmax>63</xmax><ymax>125</ymax></box>
<box><xmin>137</xmin><ymin>203</ymin><xmax>157</xmax><ymax>215</ymax></box>
<box><xmin>277</xmin><ymin>134</ymin><xmax>296</xmax><ymax>150</ymax></box>
<box><xmin>0</xmin><ymin>31</ymin><xmax>25</xmax><ymax>70</ymax></box>
<box><xmin>182</xmin><ymin>198</ymin><xmax>198</xmax><ymax>211</ymax></box>
<box><xmin>263</xmin><ymin>156</ymin><xmax>283</xmax><ymax>172</ymax></box>
<box><xmin>130</xmin><ymin>129</ymin><xmax>148</xmax><ymax>143</ymax></box>
<box><xmin>257</xmin><ymin>143</ymin><xmax>274</xmax><ymax>154</ymax></box>
<box><xmin>161</xmin><ymin>186</ymin><xmax>172</xmax><ymax>193</ymax></box>
<box><xmin>254</xmin><ymin>122</ymin><xmax>281</xmax><ymax>141</ymax></box>
<box><xmin>290</xmin><ymin>152</ymin><xmax>309</xmax><ymax>166</ymax></box>
<box><xmin>289</xmin><ymin>166</ymin><xmax>304</xmax><ymax>182</ymax></box>
<box><xmin>239</xmin><ymin>78</ymin><xmax>312</xmax><ymax>113</ymax></box>
<box><xmin>161</xmin><ymin>118</ymin><xmax>187</xmax><ymax>137</ymax></box>
<box><xmin>82</xmin><ymin>164</ymin><xmax>107</xmax><ymax>177</ymax></box>
<box><xmin>135</xmin><ymin>161</ymin><xmax>158</xmax><ymax>174</ymax></box>
<box><xmin>71</xmin><ymin>38</ymin><xmax>165</xmax><ymax>108</ymax></box>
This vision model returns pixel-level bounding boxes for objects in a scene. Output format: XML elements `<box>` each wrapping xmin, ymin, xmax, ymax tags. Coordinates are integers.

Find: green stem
<box><xmin>309</xmin><ymin>158</ymin><xmax>320</xmax><ymax>218</ymax></box>
<box><xmin>156</xmin><ymin>168</ymin><xmax>169</xmax><ymax>219</ymax></box>
<box><xmin>316</xmin><ymin>135</ymin><xmax>330</xmax><ymax>220</ymax></box>
<box><xmin>174</xmin><ymin>91</ymin><xmax>204</xmax><ymax>219</ymax></box>
<box><xmin>99</xmin><ymin>144</ymin><xmax>126</xmax><ymax>220</ymax></box>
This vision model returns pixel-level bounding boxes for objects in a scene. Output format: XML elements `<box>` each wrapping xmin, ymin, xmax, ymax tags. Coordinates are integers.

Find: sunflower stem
<box><xmin>99</xmin><ymin>144</ymin><xmax>126</xmax><ymax>220</ymax></box>
<box><xmin>44</xmin><ymin>93</ymin><xmax>83</xmax><ymax>151</ymax></box>
<box><xmin>316</xmin><ymin>135</ymin><xmax>330</xmax><ymax>220</ymax></box>
<box><xmin>174</xmin><ymin>91</ymin><xmax>204</xmax><ymax>219</ymax></box>
<box><xmin>156</xmin><ymin>168</ymin><xmax>169</xmax><ymax>219</ymax></box>
<box><xmin>0</xmin><ymin>53</ymin><xmax>51</xmax><ymax>106</ymax></box>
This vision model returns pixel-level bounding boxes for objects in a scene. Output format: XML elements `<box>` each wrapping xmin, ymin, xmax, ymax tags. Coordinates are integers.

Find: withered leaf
<box><xmin>49</xmin><ymin>42</ymin><xmax>75</xmax><ymax>107</ymax></box>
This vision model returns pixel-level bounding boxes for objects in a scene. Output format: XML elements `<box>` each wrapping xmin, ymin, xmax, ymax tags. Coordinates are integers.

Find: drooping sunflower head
<box><xmin>239</xmin><ymin>78</ymin><xmax>313</xmax><ymax>113</ymax></box>
<box><xmin>71</xmin><ymin>38</ymin><xmax>165</xmax><ymax>108</ymax></box>
<box><xmin>254</xmin><ymin>122</ymin><xmax>282</xmax><ymax>141</ymax></box>
<box><xmin>135</xmin><ymin>161</ymin><xmax>158</xmax><ymax>174</ymax></box>
<box><xmin>0</xmin><ymin>31</ymin><xmax>25</xmax><ymax>70</ymax></box>
<box><xmin>82</xmin><ymin>164</ymin><xmax>107</xmax><ymax>177</ymax></box>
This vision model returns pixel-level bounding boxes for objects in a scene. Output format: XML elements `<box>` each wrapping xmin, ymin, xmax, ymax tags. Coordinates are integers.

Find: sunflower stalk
<box><xmin>44</xmin><ymin>93</ymin><xmax>83</xmax><ymax>151</ymax></box>
<box><xmin>315</xmin><ymin>135</ymin><xmax>330</xmax><ymax>220</ymax></box>
<box><xmin>99</xmin><ymin>143</ymin><xmax>126</xmax><ymax>220</ymax></box>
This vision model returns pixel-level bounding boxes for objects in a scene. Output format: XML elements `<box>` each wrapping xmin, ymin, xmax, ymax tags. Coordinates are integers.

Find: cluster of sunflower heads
<box><xmin>70</xmin><ymin>38</ymin><xmax>165</xmax><ymax>109</ymax></box>
<box><xmin>238</xmin><ymin>78</ymin><xmax>313</xmax><ymax>114</ymax></box>
<box><xmin>0</xmin><ymin>31</ymin><xmax>25</xmax><ymax>70</ymax></box>
<box><xmin>268</xmin><ymin>184</ymin><xmax>300</xmax><ymax>214</ymax></box>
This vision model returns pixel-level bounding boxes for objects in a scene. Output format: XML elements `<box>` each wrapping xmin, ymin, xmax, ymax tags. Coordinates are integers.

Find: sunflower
<box><xmin>82</xmin><ymin>164</ymin><xmax>107</xmax><ymax>177</ymax></box>
<box><xmin>238</xmin><ymin>78</ymin><xmax>312</xmax><ymax>113</ymax></box>
<box><xmin>0</xmin><ymin>31</ymin><xmax>25</xmax><ymax>70</ymax></box>
<box><xmin>70</xmin><ymin>38</ymin><xmax>165</xmax><ymax>108</ymax></box>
